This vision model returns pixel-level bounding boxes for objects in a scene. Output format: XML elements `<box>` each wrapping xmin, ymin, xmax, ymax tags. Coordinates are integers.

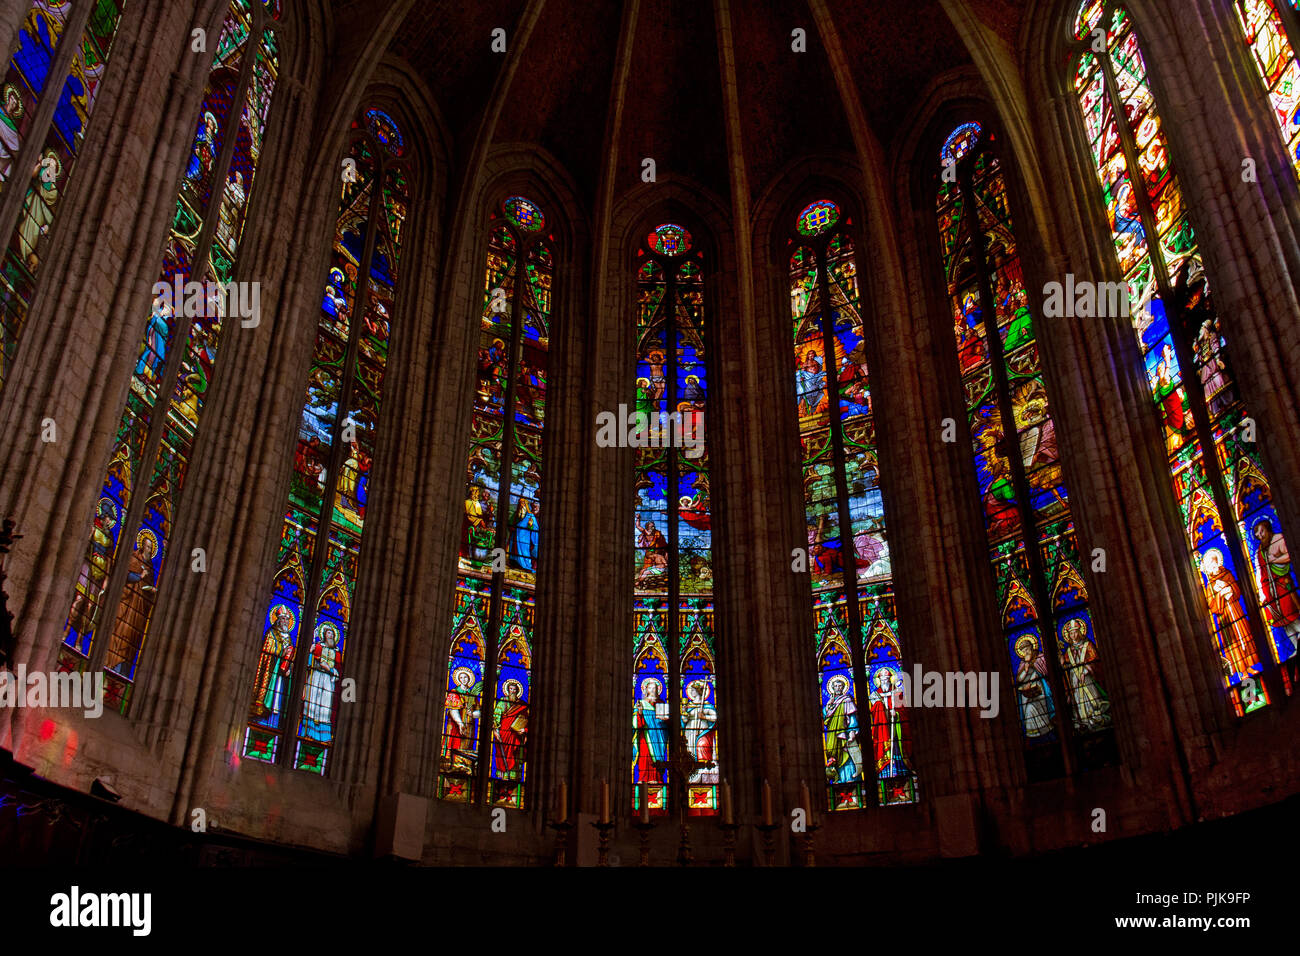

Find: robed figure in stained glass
<box><xmin>463</xmin><ymin>486</ymin><xmax>494</xmax><ymax>560</ymax></box>
<box><xmin>796</xmin><ymin>350</ymin><xmax>826</xmax><ymax>417</ymax></box>
<box><xmin>1200</xmin><ymin>549</ymin><xmax>1255</xmax><ymax>678</ymax></box>
<box><xmin>682</xmin><ymin>680</ymin><xmax>717</xmax><ymax>782</ymax></box>
<box><xmin>633</xmin><ymin>677</ymin><xmax>668</xmax><ymax>781</ymax></box>
<box><xmin>442</xmin><ymin>666</ymin><xmax>481</xmax><ymax>774</ymax></box>
<box><xmin>302</xmin><ymin>623</ymin><xmax>341</xmax><ymax>742</ymax></box>
<box><xmin>68</xmin><ymin>500</ymin><xmax>116</xmax><ymax>635</ymax></box>
<box><xmin>492</xmin><ymin>679</ymin><xmax>527</xmax><ymax>780</ymax></box>
<box><xmin>635</xmin><ymin>519</ymin><xmax>668</xmax><ymax>584</ymax></box>
<box><xmin>252</xmin><ymin>605</ymin><xmax>294</xmax><ymax>723</ymax></box>
<box><xmin>1059</xmin><ymin>619</ymin><xmax>1109</xmax><ymax>731</ymax></box>
<box><xmin>105</xmin><ymin>531</ymin><xmax>157</xmax><ymax>674</ymax></box>
<box><xmin>186</xmin><ymin>111</ymin><xmax>219</xmax><ymax>183</ymax></box>
<box><xmin>510</xmin><ymin>499</ymin><xmax>539</xmax><ymax>573</ymax></box>
<box><xmin>868</xmin><ymin>668</ymin><xmax>907</xmax><ymax>778</ymax></box>
<box><xmin>823</xmin><ymin>676</ymin><xmax>863</xmax><ymax>784</ymax></box>
<box><xmin>18</xmin><ymin>148</ymin><xmax>58</xmax><ymax>268</ymax></box>
<box><xmin>1013</xmin><ymin>636</ymin><xmax>1055</xmax><ymax>737</ymax></box>
<box><xmin>1152</xmin><ymin>346</ymin><xmax>1191</xmax><ymax>451</ymax></box>
<box><xmin>138</xmin><ymin>298</ymin><xmax>171</xmax><ymax>381</ymax></box>
<box><xmin>1252</xmin><ymin>518</ymin><xmax>1300</xmax><ymax>656</ymax></box>
<box><xmin>0</xmin><ymin>84</ymin><xmax>22</xmax><ymax>181</ymax></box>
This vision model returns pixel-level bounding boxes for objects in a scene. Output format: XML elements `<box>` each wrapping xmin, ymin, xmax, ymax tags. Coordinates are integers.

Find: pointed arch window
<box><xmin>1233</xmin><ymin>0</ymin><xmax>1300</xmax><ymax>180</ymax></box>
<box><xmin>935</xmin><ymin>122</ymin><xmax>1117</xmax><ymax>780</ymax></box>
<box><xmin>57</xmin><ymin>0</ymin><xmax>281</xmax><ymax>713</ymax></box>
<box><xmin>1071</xmin><ymin>1</ymin><xmax>1299</xmax><ymax>713</ymax></box>
<box><xmin>0</xmin><ymin>0</ymin><xmax>128</xmax><ymax>393</ymax></box>
<box><xmin>630</xmin><ymin>223</ymin><xmax>718</xmax><ymax>816</ymax></box>
<box><xmin>438</xmin><ymin>195</ymin><xmax>552</xmax><ymax>808</ymax></box>
<box><xmin>242</xmin><ymin>105</ymin><xmax>408</xmax><ymax>775</ymax></box>
<box><xmin>788</xmin><ymin>200</ymin><xmax>917</xmax><ymax>809</ymax></box>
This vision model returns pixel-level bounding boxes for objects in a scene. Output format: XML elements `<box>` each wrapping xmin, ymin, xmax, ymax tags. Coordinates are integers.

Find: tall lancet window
<box><xmin>438</xmin><ymin>195</ymin><xmax>552</xmax><ymax>809</ymax></box>
<box><xmin>789</xmin><ymin>200</ymin><xmax>916</xmax><ymax>810</ymax></box>
<box><xmin>630</xmin><ymin>223</ymin><xmax>717</xmax><ymax>816</ymax></box>
<box><xmin>58</xmin><ymin>0</ymin><xmax>280</xmax><ymax>713</ymax></box>
<box><xmin>0</xmin><ymin>0</ymin><xmax>127</xmax><ymax>393</ymax></box>
<box><xmin>243</xmin><ymin>107</ymin><xmax>408</xmax><ymax>775</ymax></box>
<box><xmin>1233</xmin><ymin>0</ymin><xmax>1300</xmax><ymax>181</ymax></box>
<box><xmin>935</xmin><ymin>123</ymin><xmax>1117</xmax><ymax>780</ymax></box>
<box><xmin>1071</xmin><ymin>1</ymin><xmax>1300</xmax><ymax>713</ymax></box>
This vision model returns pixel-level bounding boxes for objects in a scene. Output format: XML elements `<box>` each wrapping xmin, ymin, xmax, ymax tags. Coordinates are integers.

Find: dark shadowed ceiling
<box><xmin>375</xmin><ymin>0</ymin><xmax>995</xmax><ymax>214</ymax></box>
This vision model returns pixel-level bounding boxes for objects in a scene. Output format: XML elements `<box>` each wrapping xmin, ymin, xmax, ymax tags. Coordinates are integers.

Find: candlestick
<box><xmin>591</xmin><ymin>818</ymin><xmax>615</xmax><ymax>866</ymax></box>
<box><xmin>599</xmin><ymin>778</ymin><xmax>610</xmax><ymax>824</ymax></box>
<box><xmin>676</xmin><ymin>821</ymin><xmax>693</xmax><ymax>866</ymax></box>
<box><xmin>633</xmin><ymin>817</ymin><xmax>655</xmax><ymax>867</ymax></box>
<box><xmin>547</xmin><ymin>819</ymin><xmax>573</xmax><ymax>867</ymax></box>
<box><xmin>756</xmin><ymin>821</ymin><xmax>779</xmax><ymax>866</ymax></box>
<box><xmin>640</xmin><ymin>782</ymin><xmax>650</xmax><ymax>824</ymax></box>
<box><xmin>799</xmin><ymin>780</ymin><xmax>811</xmax><ymax>818</ymax></box>
<box><xmin>556</xmin><ymin>780</ymin><xmax>568</xmax><ymax>824</ymax></box>
<box><xmin>718</xmin><ymin>818</ymin><xmax>740</xmax><ymax>867</ymax></box>
<box><xmin>800</xmin><ymin>822</ymin><xmax>821</xmax><ymax>867</ymax></box>
<box><xmin>721</xmin><ymin>780</ymin><xmax>733</xmax><ymax>825</ymax></box>
<box><xmin>761</xmin><ymin>778</ymin><xmax>773</xmax><ymax>826</ymax></box>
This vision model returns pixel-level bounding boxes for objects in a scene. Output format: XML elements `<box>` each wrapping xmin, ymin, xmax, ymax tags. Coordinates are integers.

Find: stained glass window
<box><xmin>632</xmin><ymin>223</ymin><xmax>717</xmax><ymax>816</ymax></box>
<box><xmin>0</xmin><ymin>0</ymin><xmax>128</xmax><ymax>393</ymax></box>
<box><xmin>437</xmin><ymin>196</ymin><xmax>552</xmax><ymax>808</ymax></box>
<box><xmin>1233</xmin><ymin>0</ymin><xmax>1300</xmax><ymax>179</ymax></box>
<box><xmin>363</xmin><ymin>107</ymin><xmax>403</xmax><ymax>157</ymax></box>
<box><xmin>790</xmin><ymin>200</ymin><xmax>917</xmax><ymax>809</ymax></box>
<box><xmin>242</xmin><ymin>106</ymin><xmax>407</xmax><ymax>775</ymax></box>
<box><xmin>57</xmin><ymin>0</ymin><xmax>281</xmax><ymax>713</ymax></box>
<box><xmin>1071</xmin><ymin>1</ymin><xmax>1299</xmax><ymax>714</ymax></box>
<box><xmin>797</xmin><ymin>199</ymin><xmax>840</xmax><ymax>238</ymax></box>
<box><xmin>941</xmin><ymin>122</ymin><xmax>982</xmax><ymax>167</ymax></box>
<box><xmin>936</xmin><ymin>125</ymin><xmax>1117</xmax><ymax>780</ymax></box>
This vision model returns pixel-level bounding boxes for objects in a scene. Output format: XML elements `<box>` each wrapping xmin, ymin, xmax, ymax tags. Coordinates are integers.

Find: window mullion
<box><xmin>1097</xmin><ymin>26</ymin><xmax>1279</xmax><ymax>695</ymax></box>
<box><xmin>664</xmin><ymin>262</ymin><xmax>682</xmax><ymax>813</ymax></box>
<box><xmin>958</xmin><ymin>159</ymin><xmax>1078</xmax><ymax>774</ymax></box>
<box><xmin>276</xmin><ymin>145</ymin><xmax>384</xmax><ymax>767</ymax></box>
<box><xmin>475</xmin><ymin>227</ymin><xmax>525</xmax><ymax>805</ymax></box>
<box><xmin>87</xmin><ymin>21</ymin><xmax>262</xmax><ymax>675</ymax></box>
<box><xmin>813</xmin><ymin>236</ymin><xmax>875</xmax><ymax>800</ymax></box>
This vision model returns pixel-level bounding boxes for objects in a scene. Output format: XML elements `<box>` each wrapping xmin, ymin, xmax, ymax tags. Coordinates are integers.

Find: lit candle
<box><xmin>556</xmin><ymin>780</ymin><xmax>568</xmax><ymax>824</ymax></box>
<box><xmin>721</xmin><ymin>780</ymin><xmax>733</xmax><ymax>825</ymax></box>
<box><xmin>599</xmin><ymin>779</ymin><xmax>610</xmax><ymax>824</ymax></box>
<box><xmin>761</xmin><ymin>778</ymin><xmax>773</xmax><ymax>826</ymax></box>
<box><xmin>640</xmin><ymin>783</ymin><xmax>650</xmax><ymax>824</ymax></box>
<box><xmin>800</xmin><ymin>780</ymin><xmax>811</xmax><ymax>816</ymax></box>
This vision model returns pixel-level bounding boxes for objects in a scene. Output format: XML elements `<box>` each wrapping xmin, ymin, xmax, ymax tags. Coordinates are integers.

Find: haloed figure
<box><xmin>442</xmin><ymin>666</ymin><xmax>481</xmax><ymax>774</ymax></box>
<box><xmin>302</xmin><ymin>623</ymin><xmax>341</xmax><ymax>742</ymax></box>
<box><xmin>251</xmin><ymin>605</ymin><xmax>295</xmax><ymax>724</ymax></box>
<box><xmin>105</xmin><ymin>531</ymin><xmax>158</xmax><ymax>675</ymax></box>
<box><xmin>868</xmin><ymin>667</ymin><xmax>907</xmax><ymax>778</ymax></box>
<box><xmin>682</xmin><ymin>680</ymin><xmax>717</xmax><ymax>782</ymax></box>
<box><xmin>822</xmin><ymin>676</ymin><xmax>863</xmax><ymax>784</ymax></box>
<box><xmin>510</xmin><ymin>498</ymin><xmax>539</xmax><ymax>573</ymax></box>
<box><xmin>633</xmin><ymin>677</ymin><xmax>668</xmax><ymax>782</ymax></box>
<box><xmin>1014</xmin><ymin>635</ymin><xmax>1055</xmax><ymax>737</ymax></box>
<box><xmin>1059</xmin><ymin>618</ymin><xmax>1109</xmax><ymax>731</ymax></box>
<box><xmin>492</xmin><ymin>679</ymin><xmax>528</xmax><ymax>780</ymax></box>
<box><xmin>1200</xmin><ymin>548</ymin><xmax>1254</xmax><ymax>679</ymax></box>
<box><xmin>1253</xmin><ymin>518</ymin><xmax>1300</xmax><ymax>658</ymax></box>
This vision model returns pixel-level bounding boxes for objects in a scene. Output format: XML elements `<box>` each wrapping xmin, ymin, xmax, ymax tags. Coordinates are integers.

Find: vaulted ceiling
<box><xmin>335</xmin><ymin>0</ymin><xmax>1018</xmax><ymax>216</ymax></box>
